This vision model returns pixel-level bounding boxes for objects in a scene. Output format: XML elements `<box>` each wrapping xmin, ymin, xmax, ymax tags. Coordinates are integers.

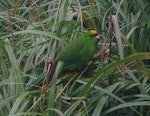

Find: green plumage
<box><xmin>57</xmin><ymin>31</ymin><xmax>98</xmax><ymax>70</ymax></box>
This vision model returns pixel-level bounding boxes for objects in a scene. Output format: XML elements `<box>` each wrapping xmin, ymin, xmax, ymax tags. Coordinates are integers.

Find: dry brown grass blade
<box><xmin>13</xmin><ymin>0</ymin><xmax>21</xmax><ymax>15</ymax></box>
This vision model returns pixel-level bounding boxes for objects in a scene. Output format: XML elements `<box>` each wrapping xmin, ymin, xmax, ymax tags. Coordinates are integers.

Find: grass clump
<box><xmin>0</xmin><ymin>0</ymin><xmax>150</xmax><ymax>116</ymax></box>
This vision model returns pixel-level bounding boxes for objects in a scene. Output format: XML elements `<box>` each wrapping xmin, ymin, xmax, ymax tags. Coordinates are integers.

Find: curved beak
<box><xmin>95</xmin><ymin>34</ymin><xmax>102</xmax><ymax>41</ymax></box>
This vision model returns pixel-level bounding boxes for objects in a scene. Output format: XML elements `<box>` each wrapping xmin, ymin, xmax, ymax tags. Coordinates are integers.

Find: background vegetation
<box><xmin>0</xmin><ymin>0</ymin><xmax>150</xmax><ymax>116</ymax></box>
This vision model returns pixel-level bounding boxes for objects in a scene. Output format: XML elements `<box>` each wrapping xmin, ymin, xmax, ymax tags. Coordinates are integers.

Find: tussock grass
<box><xmin>0</xmin><ymin>0</ymin><xmax>150</xmax><ymax>116</ymax></box>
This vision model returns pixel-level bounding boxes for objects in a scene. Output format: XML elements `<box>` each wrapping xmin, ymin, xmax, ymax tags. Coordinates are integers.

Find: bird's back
<box><xmin>57</xmin><ymin>32</ymin><xmax>98</xmax><ymax>70</ymax></box>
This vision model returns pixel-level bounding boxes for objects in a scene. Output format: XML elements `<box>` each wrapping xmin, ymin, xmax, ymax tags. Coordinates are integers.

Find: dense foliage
<box><xmin>0</xmin><ymin>0</ymin><xmax>150</xmax><ymax>116</ymax></box>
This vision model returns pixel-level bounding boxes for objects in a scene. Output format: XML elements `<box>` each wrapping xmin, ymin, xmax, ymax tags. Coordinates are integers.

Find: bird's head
<box><xmin>89</xmin><ymin>30</ymin><xmax>102</xmax><ymax>41</ymax></box>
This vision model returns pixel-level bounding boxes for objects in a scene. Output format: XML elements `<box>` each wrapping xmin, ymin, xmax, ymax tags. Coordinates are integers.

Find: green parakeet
<box><xmin>56</xmin><ymin>30</ymin><xmax>101</xmax><ymax>70</ymax></box>
<box><xmin>25</xmin><ymin>30</ymin><xmax>101</xmax><ymax>90</ymax></box>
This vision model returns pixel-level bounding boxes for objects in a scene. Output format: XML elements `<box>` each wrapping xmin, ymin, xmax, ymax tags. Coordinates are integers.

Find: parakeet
<box><xmin>56</xmin><ymin>30</ymin><xmax>101</xmax><ymax>70</ymax></box>
<box><xmin>25</xmin><ymin>30</ymin><xmax>100</xmax><ymax>90</ymax></box>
